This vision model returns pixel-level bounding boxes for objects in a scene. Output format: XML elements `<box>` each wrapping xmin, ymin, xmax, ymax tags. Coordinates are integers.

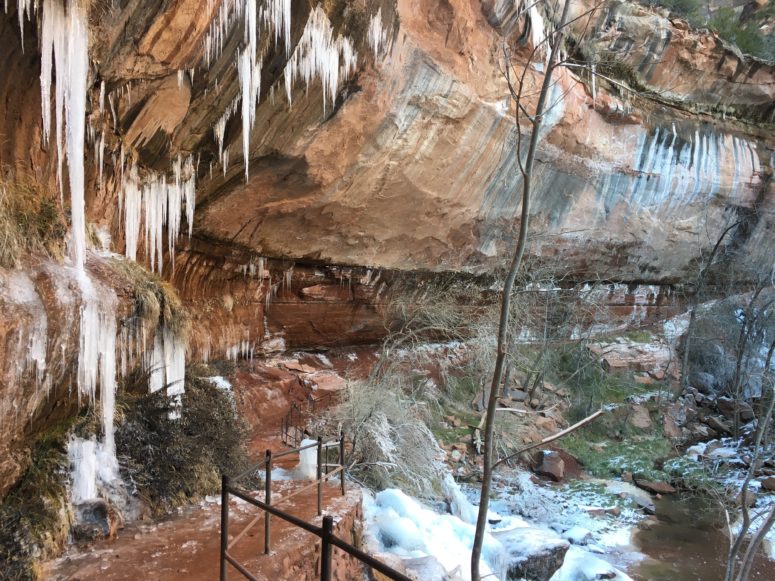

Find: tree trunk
<box><xmin>470</xmin><ymin>2</ymin><xmax>571</xmax><ymax>579</ymax></box>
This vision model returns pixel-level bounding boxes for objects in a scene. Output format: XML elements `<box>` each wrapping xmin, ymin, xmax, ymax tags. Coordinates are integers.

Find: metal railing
<box><xmin>280</xmin><ymin>391</ymin><xmax>337</xmax><ymax>447</ymax></box>
<box><xmin>220</xmin><ymin>436</ymin><xmax>412</xmax><ymax>581</ymax></box>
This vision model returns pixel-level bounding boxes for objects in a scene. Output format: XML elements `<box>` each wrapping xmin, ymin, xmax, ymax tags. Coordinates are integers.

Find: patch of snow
<box><xmin>550</xmin><ymin>546</ymin><xmax>632</xmax><ymax>580</ymax></box>
<box><xmin>208</xmin><ymin>376</ymin><xmax>232</xmax><ymax>391</ymax></box>
<box><xmin>363</xmin><ymin>489</ymin><xmax>505</xmax><ymax>580</ymax></box>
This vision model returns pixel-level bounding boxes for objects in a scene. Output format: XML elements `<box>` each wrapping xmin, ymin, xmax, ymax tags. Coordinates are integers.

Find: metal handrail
<box><xmin>220</xmin><ymin>433</ymin><xmax>412</xmax><ymax>581</ymax></box>
<box><xmin>222</xmin><ymin>482</ymin><xmax>413</xmax><ymax>581</ymax></box>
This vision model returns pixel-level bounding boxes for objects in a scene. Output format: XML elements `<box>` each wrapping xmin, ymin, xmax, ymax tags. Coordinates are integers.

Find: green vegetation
<box><xmin>562</xmin><ymin>426</ymin><xmax>672</xmax><ymax>481</ymax></box>
<box><xmin>708</xmin><ymin>7</ymin><xmax>771</xmax><ymax>60</ymax></box>
<box><xmin>645</xmin><ymin>0</ymin><xmax>774</xmax><ymax>61</ymax></box>
<box><xmin>663</xmin><ymin>456</ymin><xmax>723</xmax><ymax>494</ymax></box>
<box><xmin>115</xmin><ymin>371</ymin><xmax>250</xmax><ymax>512</ymax></box>
<box><xmin>0</xmin><ymin>173</ymin><xmax>67</xmax><ymax>268</ymax></box>
<box><xmin>625</xmin><ymin>329</ymin><xmax>653</xmax><ymax>343</ymax></box>
<box><xmin>545</xmin><ymin>344</ymin><xmax>659</xmax><ymax>421</ymax></box>
<box><xmin>0</xmin><ymin>422</ymin><xmax>73</xmax><ymax>580</ymax></box>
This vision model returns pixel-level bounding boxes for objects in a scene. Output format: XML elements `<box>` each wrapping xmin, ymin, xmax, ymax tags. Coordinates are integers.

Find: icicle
<box><xmin>65</xmin><ymin>0</ymin><xmax>89</xmax><ymax>270</ymax></box>
<box><xmin>259</xmin><ymin>0</ymin><xmax>291</xmax><ymax>54</ymax></box>
<box><xmin>239</xmin><ymin>48</ymin><xmax>252</xmax><ymax>181</ymax></box>
<box><xmin>368</xmin><ymin>8</ymin><xmax>389</xmax><ymax>58</ymax></box>
<box><xmin>214</xmin><ymin>97</ymin><xmax>239</xmax><ymax>170</ymax></box>
<box><xmin>98</xmin><ymin>79</ymin><xmax>105</xmax><ymax>114</ymax></box>
<box><xmin>237</xmin><ymin>47</ymin><xmax>262</xmax><ymax>181</ymax></box>
<box><xmin>120</xmin><ymin>156</ymin><xmax>196</xmax><ymax>273</ymax></box>
<box><xmin>146</xmin><ymin>326</ymin><xmax>186</xmax><ymax>419</ymax></box>
<box><xmin>283</xmin><ymin>6</ymin><xmax>358</xmax><ymax>114</ymax></box>
<box><xmin>97</xmin><ymin>131</ymin><xmax>105</xmax><ymax>189</ymax></box>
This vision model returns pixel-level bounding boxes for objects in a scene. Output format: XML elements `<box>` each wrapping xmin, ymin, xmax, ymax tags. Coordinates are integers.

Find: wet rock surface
<box><xmin>499</xmin><ymin>527</ymin><xmax>570</xmax><ymax>581</ymax></box>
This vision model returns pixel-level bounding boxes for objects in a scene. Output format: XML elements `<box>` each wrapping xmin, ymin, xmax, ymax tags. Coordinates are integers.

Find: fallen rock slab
<box><xmin>534</xmin><ymin>450</ymin><xmax>565</xmax><ymax>482</ymax></box>
<box><xmin>634</xmin><ymin>478</ymin><xmax>676</xmax><ymax>495</ymax></box>
<box><xmin>761</xmin><ymin>477</ymin><xmax>775</xmax><ymax>492</ymax></box>
<box><xmin>499</xmin><ymin>527</ymin><xmax>569</xmax><ymax>581</ymax></box>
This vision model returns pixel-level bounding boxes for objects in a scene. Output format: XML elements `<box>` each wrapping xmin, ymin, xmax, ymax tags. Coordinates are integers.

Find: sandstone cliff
<box><xmin>0</xmin><ymin>0</ymin><xmax>773</xmax><ymax>496</ymax></box>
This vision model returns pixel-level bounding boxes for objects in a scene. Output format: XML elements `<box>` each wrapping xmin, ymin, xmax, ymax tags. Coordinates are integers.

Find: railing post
<box><xmin>220</xmin><ymin>474</ymin><xmax>229</xmax><ymax>581</ymax></box>
<box><xmin>317</xmin><ymin>436</ymin><xmax>323</xmax><ymax>517</ymax></box>
<box><xmin>264</xmin><ymin>449</ymin><xmax>272</xmax><ymax>554</ymax></box>
<box><xmin>320</xmin><ymin>515</ymin><xmax>333</xmax><ymax>581</ymax></box>
<box><xmin>339</xmin><ymin>433</ymin><xmax>345</xmax><ymax>496</ymax></box>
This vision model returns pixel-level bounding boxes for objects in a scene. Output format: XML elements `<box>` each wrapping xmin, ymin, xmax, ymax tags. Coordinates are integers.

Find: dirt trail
<box><xmin>47</xmin><ymin>481</ymin><xmax>361</xmax><ymax>580</ymax></box>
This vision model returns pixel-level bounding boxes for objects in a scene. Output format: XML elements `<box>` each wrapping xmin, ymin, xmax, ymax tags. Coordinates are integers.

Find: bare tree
<box><xmin>470</xmin><ymin>1</ymin><xmax>573</xmax><ymax>578</ymax></box>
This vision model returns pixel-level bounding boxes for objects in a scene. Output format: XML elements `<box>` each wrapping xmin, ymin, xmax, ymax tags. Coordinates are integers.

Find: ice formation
<box><xmin>214</xmin><ymin>97</ymin><xmax>239</xmax><ymax>172</ymax></box>
<box><xmin>24</xmin><ymin>0</ymin><xmax>195</xmax><ymax>503</ymax></box>
<box><xmin>120</xmin><ymin>156</ymin><xmax>196</xmax><ymax>272</ymax></box>
<box><xmin>203</xmin><ymin>0</ymin><xmax>291</xmax><ymax>67</ymax></box>
<box><xmin>296</xmin><ymin>438</ymin><xmax>319</xmax><ymax>480</ymax></box>
<box><xmin>367</xmin><ymin>8</ymin><xmax>390</xmax><ymax>58</ymax></box>
<box><xmin>284</xmin><ymin>6</ymin><xmax>358</xmax><ymax>114</ymax></box>
<box><xmin>238</xmin><ymin>45</ymin><xmax>261</xmax><ymax>180</ymax></box>
<box><xmin>550</xmin><ymin>546</ymin><xmax>632</xmax><ymax>581</ymax></box>
<box><xmin>39</xmin><ymin>0</ymin><xmax>90</xmax><ymax>269</ymax></box>
<box><xmin>363</xmin><ymin>488</ymin><xmax>505</xmax><ymax>581</ymax></box>
<box><xmin>1</xmin><ymin>272</ymin><xmax>49</xmax><ymax>393</ymax></box>
<box><xmin>68</xmin><ymin>437</ymin><xmax>99</xmax><ymax>503</ymax></box>
<box><xmin>226</xmin><ymin>340</ymin><xmax>255</xmax><ymax>361</ymax></box>
<box><xmin>147</xmin><ymin>326</ymin><xmax>187</xmax><ymax>418</ymax></box>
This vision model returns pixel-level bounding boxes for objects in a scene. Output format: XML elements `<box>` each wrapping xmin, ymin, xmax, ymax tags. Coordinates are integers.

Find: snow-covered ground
<box><xmin>362</xmin><ymin>470</ymin><xmax>638</xmax><ymax>580</ymax></box>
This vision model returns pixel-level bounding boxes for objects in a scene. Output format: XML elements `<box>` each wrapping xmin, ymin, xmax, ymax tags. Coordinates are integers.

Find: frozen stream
<box><xmin>364</xmin><ymin>470</ymin><xmax>775</xmax><ymax>581</ymax></box>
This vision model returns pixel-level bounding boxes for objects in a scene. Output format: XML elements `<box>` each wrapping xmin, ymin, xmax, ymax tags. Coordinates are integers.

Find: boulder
<box><xmin>629</xmin><ymin>405</ymin><xmax>652</xmax><ymax>430</ymax></box>
<box><xmin>716</xmin><ymin>397</ymin><xmax>755</xmax><ymax>422</ymax></box>
<box><xmin>534</xmin><ymin>450</ymin><xmax>565</xmax><ymax>482</ymax></box>
<box><xmin>535</xmin><ymin>416</ymin><xmax>558</xmax><ymax>433</ymax></box>
<box><xmin>632</xmin><ymin>495</ymin><xmax>657</xmax><ymax>515</ymax></box>
<box><xmin>509</xmin><ymin>389</ymin><xmax>529</xmax><ymax>402</ymax></box>
<box><xmin>705</xmin><ymin>416</ymin><xmax>733</xmax><ymax>435</ymax></box>
<box><xmin>689</xmin><ymin>371</ymin><xmax>719</xmax><ymax>395</ymax></box>
<box><xmin>734</xmin><ymin>489</ymin><xmax>757</xmax><ymax>508</ymax></box>
<box><xmin>71</xmin><ymin>499</ymin><xmax>121</xmax><ymax>542</ymax></box>
<box><xmin>499</xmin><ymin>526</ymin><xmax>569</xmax><ymax>581</ymax></box>
<box><xmin>634</xmin><ymin>479</ymin><xmax>676</xmax><ymax>495</ymax></box>
<box><xmin>760</xmin><ymin>477</ymin><xmax>775</xmax><ymax>492</ymax></box>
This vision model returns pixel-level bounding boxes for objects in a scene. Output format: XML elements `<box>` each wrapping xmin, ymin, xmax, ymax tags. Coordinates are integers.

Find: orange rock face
<box><xmin>0</xmin><ymin>0</ymin><xmax>773</xmax><ymax>500</ymax></box>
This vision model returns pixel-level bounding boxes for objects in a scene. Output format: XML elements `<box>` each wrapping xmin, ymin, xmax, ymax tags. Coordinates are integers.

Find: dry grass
<box><xmin>0</xmin><ymin>172</ymin><xmax>66</xmax><ymax>268</ymax></box>
<box><xmin>109</xmin><ymin>258</ymin><xmax>190</xmax><ymax>339</ymax></box>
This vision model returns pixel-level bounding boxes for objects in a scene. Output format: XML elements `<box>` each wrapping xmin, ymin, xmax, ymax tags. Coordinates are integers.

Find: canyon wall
<box><xmin>0</xmin><ymin>0</ymin><xmax>773</xmax><ymax>495</ymax></box>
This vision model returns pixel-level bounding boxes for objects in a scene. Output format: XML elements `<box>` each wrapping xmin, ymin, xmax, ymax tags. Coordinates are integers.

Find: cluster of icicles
<box><xmin>9</xmin><ymin>0</ymin><xmax>188</xmax><ymax>505</ymax></box>
<box><xmin>206</xmin><ymin>1</ymin><xmax>391</xmax><ymax>180</ymax></box>
<box><xmin>120</xmin><ymin>155</ymin><xmax>196</xmax><ymax>273</ymax></box>
<box><xmin>7</xmin><ymin>0</ymin><xmax>394</xmax><ymax>505</ymax></box>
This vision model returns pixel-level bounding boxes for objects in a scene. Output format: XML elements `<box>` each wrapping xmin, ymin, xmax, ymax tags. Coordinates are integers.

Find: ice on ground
<box><xmin>208</xmin><ymin>376</ymin><xmax>232</xmax><ymax>391</ymax></box>
<box><xmin>551</xmin><ymin>546</ymin><xmax>632</xmax><ymax>580</ymax></box>
<box><xmin>563</xmin><ymin>526</ymin><xmax>593</xmax><ymax>545</ymax></box>
<box><xmin>364</xmin><ymin>488</ymin><xmax>505</xmax><ymax>581</ymax></box>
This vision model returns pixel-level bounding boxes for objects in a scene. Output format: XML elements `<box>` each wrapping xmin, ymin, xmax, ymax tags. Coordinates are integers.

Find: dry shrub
<box><xmin>115</xmin><ymin>371</ymin><xmax>250</xmax><ymax>513</ymax></box>
<box><xmin>0</xmin><ymin>172</ymin><xmax>66</xmax><ymax>268</ymax></box>
<box><xmin>0</xmin><ymin>423</ymin><xmax>72</xmax><ymax>580</ymax></box>
<box><xmin>109</xmin><ymin>258</ymin><xmax>190</xmax><ymax>338</ymax></box>
<box><xmin>332</xmin><ymin>376</ymin><xmax>446</xmax><ymax>498</ymax></box>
